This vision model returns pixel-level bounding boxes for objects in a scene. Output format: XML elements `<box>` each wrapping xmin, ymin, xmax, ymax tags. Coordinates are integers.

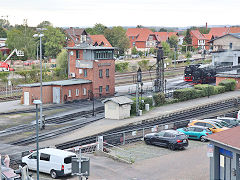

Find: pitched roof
<box><xmin>209</xmin><ymin>27</ymin><xmax>229</xmax><ymax>38</ymax></box>
<box><xmin>168</xmin><ymin>32</ymin><xmax>178</xmax><ymax>37</ymax></box>
<box><xmin>154</xmin><ymin>32</ymin><xmax>168</xmax><ymax>42</ymax></box>
<box><xmin>209</xmin><ymin>33</ymin><xmax>240</xmax><ymax>43</ymax></box>
<box><xmin>229</xmin><ymin>27</ymin><xmax>240</xmax><ymax>34</ymax></box>
<box><xmin>190</xmin><ymin>30</ymin><xmax>206</xmax><ymax>40</ymax></box>
<box><xmin>203</xmin><ymin>34</ymin><xmax>213</xmax><ymax>41</ymax></box>
<box><xmin>102</xmin><ymin>96</ymin><xmax>133</xmax><ymax>105</ymax></box>
<box><xmin>90</xmin><ymin>35</ymin><xmax>112</xmax><ymax>47</ymax></box>
<box><xmin>207</xmin><ymin>126</ymin><xmax>240</xmax><ymax>151</ymax></box>
<box><xmin>65</xmin><ymin>28</ymin><xmax>86</xmax><ymax>36</ymax></box>
<box><xmin>126</xmin><ymin>28</ymin><xmax>155</xmax><ymax>42</ymax></box>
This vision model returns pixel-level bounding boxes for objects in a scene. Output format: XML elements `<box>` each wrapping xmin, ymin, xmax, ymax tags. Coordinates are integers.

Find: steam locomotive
<box><xmin>184</xmin><ymin>64</ymin><xmax>216</xmax><ymax>84</ymax></box>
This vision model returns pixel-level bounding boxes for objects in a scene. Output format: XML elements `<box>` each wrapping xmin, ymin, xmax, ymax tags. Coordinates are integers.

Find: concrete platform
<box><xmin>39</xmin><ymin>90</ymin><xmax>240</xmax><ymax>148</ymax></box>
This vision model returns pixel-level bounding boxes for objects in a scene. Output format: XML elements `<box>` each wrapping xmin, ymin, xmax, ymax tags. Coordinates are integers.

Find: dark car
<box><xmin>144</xmin><ymin>130</ymin><xmax>188</xmax><ymax>150</ymax></box>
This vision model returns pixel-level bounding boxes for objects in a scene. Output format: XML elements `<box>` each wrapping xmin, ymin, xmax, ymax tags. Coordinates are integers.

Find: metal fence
<box><xmin>0</xmin><ymin>84</ymin><xmax>22</xmax><ymax>97</ymax></box>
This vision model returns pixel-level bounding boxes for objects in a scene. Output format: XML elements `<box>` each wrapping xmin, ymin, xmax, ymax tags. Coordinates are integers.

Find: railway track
<box><xmin>55</xmin><ymin>98</ymin><xmax>239</xmax><ymax>150</ymax></box>
<box><xmin>0</xmin><ymin>106</ymin><xmax>104</xmax><ymax>137</ymax></box>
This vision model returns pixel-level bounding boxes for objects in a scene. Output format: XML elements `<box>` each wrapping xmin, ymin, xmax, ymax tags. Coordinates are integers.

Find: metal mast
<box><xmin>155</xmin><ymin>47</ymin><xmax>165</xmax><ymax>92</ymax></box>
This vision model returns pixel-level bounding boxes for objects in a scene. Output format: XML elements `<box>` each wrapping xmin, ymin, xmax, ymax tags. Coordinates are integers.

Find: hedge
<box><xmin>194</xmin><ymin>84</ymin><xmax>215</xmax><ymax>96</ymax></box>
<box><xmin>214</xmin><ymin>86</ymin><xmax>225</xmax><ymax>94</ymax></box>
<box><xmin>219</xmin><ymin>79</ymin><xmax>236</xmax><ymax>91</ymax></box>
<box><xmin>173</xmin><ymin>88</ymin><xmax>197</xmax><ymax>101</ymax></box>
<box><xmin>130</xmin><ymin>97</ymin><xmax>153</xmax><ymax>115</ymax></box>
<box><xmin>153</xmin><ymin>92</ymin><xmax>165</xmax><ymax>106</ymax></box>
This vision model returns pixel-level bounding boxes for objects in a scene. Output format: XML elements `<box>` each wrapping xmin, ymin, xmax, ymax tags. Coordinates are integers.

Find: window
<box><xmin>188</xmin><ymin>127</ymin><xmax>195</xmax><ymax>131</ymax></box>
<box><xmin>195</xmin><ymin>122</ymin><xmax>206</xmax><ymax>126</ymax></box>
<box><xmin>156</xmin><ymin>131</ymin><xmax>165</xmax><ymax>137</ymax></box>
<box><xmin>76</xmin><ymin>89</ymin><xmax>79</xmax><ymax>96</ymax></box>
<box><xmin>40</xmin><ymin>153</ymin><xmax>50</xmax><ymax>161</ymax></box>
<box><xmin>94</xmin><ymin>50</ymin><xmax>113</xmax><ymax>60</ymax></box>
<box><xmin>106</xmin><ymin>85</ymin><xmax>109</xmax><ymax>93</ymax></box>
<box><xmin>64</xmin><ymin>155</ymin><xmax>76</xmax><ymax>164</ymax></box>
<box><xmin>99</xmin><ymin>86</ymin><xmax>103</xmax><ymax>94</ymax></box>
<box><xmin>163</xmin><ymin>132</ymin><xmax>172</xmax><ymax>137</ymax></box>
<box><xmin>229</xmin><ymin>43</ymin><xmax>233</xmax><ymax>49</ymax></box>
<box><xmin>238</xmin><ymin>57</ymin><xmax>240</xmax><ymax>64</ymax></box>
<box><xmin>132</xmin><ymin>36</ymin><xmax>134</xmax><ymax>40</ymax></box>
<box><xmin>194</xmin><ymin>128</ymin><xmax>203</xmax><ymax>132</ymax></box>
<box><xmin>106</xmin><ymin>69</ymin><xmax>109</xmax><ymax>77</ymax></box>
<box><xmin>133</xmin><ymin>42</ymin><xmax>135</xmax><ymax>46</ymax></box>
<box><xmin>29</xmin><ymin>153</ymin><xmax>37</xmax><ymax>159</ymax></box>
<box><xmin>68</xmin><ymin>90</ymin><xmax>72</xmax><ymax>97</ymax></box>
<box><xmin>83</xmin><ymin>88</ymin><xmax>87</xmax><ymax>96</ymax></box>
<box><xmin>76</xmin><ymin>50</ymin><xmax>79</xmax><ymax>59</ymax></box>
<box><xmin>206</xmin><ymin>123</ymin><xmax>214</xmax><ymax>128</ymax></box>
<box><xmin>84</xmin><ymin>69</ymin><xmax>87</xmax><ymax>77</ymax></box>
<box><xmin>99</xmin><ymin>69</ymin><xmax>103</xmax><ymax>78</ymax></box>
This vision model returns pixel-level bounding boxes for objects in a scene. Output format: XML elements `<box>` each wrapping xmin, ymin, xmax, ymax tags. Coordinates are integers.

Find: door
<box><xmin>24</xmin><ymin>92</ymin><xmax>30</xmax><ymax>105</ymax></box>
<box><xmin>186</xmin><ymin>127</ymin><xmax>198</xmax><ymax>139</ymax></box>
<box><xmin>27</xmin><ymin>152</ymin><xmax>37</xmax><ymax>170</ymax></box>
<box><xmin>39</xmin><ymin>153</ymin><xmax>51</xmax><ymax>173</ymax></box>
<box><xmin>53</xmin><ymin>87</ymin><xmax>60</xmax><ymax>104</ymax></box>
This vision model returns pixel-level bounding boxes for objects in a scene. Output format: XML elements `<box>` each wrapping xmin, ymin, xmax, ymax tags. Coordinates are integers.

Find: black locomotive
<box><xmin>184</xmin><ymin>64</ymin><xmax>216</xmax><ymax>84</ymax></box>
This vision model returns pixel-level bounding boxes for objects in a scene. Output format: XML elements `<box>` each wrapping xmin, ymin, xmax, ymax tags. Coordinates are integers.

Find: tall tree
<box><xmin>104</xmin><ymin>26</ymin><xmax>130</xmax><ymax>55</ymax></box>
<box><xmin>168</xmin><ymin>35</ymin><xmax>178</xmax><ymax>48</ymax></box>
<box><xmin>0</xmin><ymin>19</ymin><xmax>10</xmax><ymax>29</ymax></box>
<box><xmin>37</xmin><ymin>21</ymin><xmax>52</xmax><ymax>28</ymax></box>
<box><xmin>136</xmin><ymin>25</ymin><xmax>144</xmax><ymax>28</ymax></box>
<box><xmin>161</xmin><ymin>42</ymin><xmax>170</xmax><ymax>56</ymax></box>
<box><xmin>0</xmin><ymin>27</ymin><xmax>7</xmax><ymax>38</ymax></box>
<box><xmin>86</xmin><ymin>23</ymin><xmax>107</xmax><ymax>35</ymax></box>
<box><xmin>42</xmin><ymin>26</ymin><xmax>65</xmax><ymax>58</ymax></box>
<box><xmin>184</xmin><ymin>29</ymin><xmax>192</xmax><ymax>45</ymax></box>
<box><xmin>6</xmin><ymin>26</ymin><xmax>36</xmax><ymax>59</ymax></box>
<box><xmin>56</xmin><ymin>49</ymin><xmax>68</xmax><ymax>75</ymax></box>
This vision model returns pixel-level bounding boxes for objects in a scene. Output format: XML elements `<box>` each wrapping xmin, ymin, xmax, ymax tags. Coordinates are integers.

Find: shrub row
<box><xmin>219</xmin><ymin>79</ymin><xmax>236</xmax><ymax>91</ymax></box>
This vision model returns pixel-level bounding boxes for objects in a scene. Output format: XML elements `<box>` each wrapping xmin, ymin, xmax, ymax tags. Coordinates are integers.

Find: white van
<box><xmin>22</xmin><ymin>148</ymin><xmax>76</xmax><ymax>179</ymax></box>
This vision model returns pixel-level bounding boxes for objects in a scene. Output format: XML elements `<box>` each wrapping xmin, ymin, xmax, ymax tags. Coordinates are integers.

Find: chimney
<box><xmin>206</xmin><ymin>22</ymin><xmax>208</xmax><ymax>31</ymax></box>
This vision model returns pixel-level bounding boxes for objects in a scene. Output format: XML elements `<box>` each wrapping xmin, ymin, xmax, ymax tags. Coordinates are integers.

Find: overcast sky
<box><xmin>0</xmin><ymin>0</ymin><xmax>239</xmax><ymax>28</ymax></box>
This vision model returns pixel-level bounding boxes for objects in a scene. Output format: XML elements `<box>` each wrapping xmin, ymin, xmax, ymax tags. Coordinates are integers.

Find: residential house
<box><xmin>154</xmin><ymin>32</ymin><xmax>179</xmax><ymax>45</ymax></box>
<box><xmin>126</xmin><ymin>28</ymin><xmax>158</xmax><ymax>54</ymax></box>
<box><xmin>90</xmin><ymin>35</ymin><xmax>112</xmax><ymax>47</ymax></box>
<box><xmin>190</xmin><ymin>30</ymin><xmax>207</xmax><ymax>50</ymax></box>
<box><xmin>210</xmin><ymin>33</ymin><xmax>240</xmax><ymax>66</ymax></box>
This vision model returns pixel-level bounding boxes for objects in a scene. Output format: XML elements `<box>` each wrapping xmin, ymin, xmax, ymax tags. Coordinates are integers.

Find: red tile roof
<box><xmin>126</xmin><ymin>28</ymin><xmax>155</xmax><ymax>42</ymax></box>
<box><xmin>207</xmin><ymin>126</ymin><xmax>240</xmax><ymax>150</ymax></box>
<box><xmin>229</xmin><ymin>27</ymin><xmax>240</xmax><ymax>34</ymax></box>
<box><xmin>203</xmin><ymin>34</ymin><xmax>213</xmax><ymax>40</ymax></box>
<box><xmin>209</xmin><ymin>27</ymin><xmax>229</xmax><ymax>38</ymax></box>
<box><xmin>154</xmin><ymin>32</ymin><xmax>178</xmax><ymax>42</ymax></box>
<box><xmin>90</xmin><ymin>35</ymin><xmax>112</xmax><ymax>47</ymax></box>
<box><xmin>191</xmin><ymin>30</ymin><xmax>206</xmax><ymax>40</ymax></box>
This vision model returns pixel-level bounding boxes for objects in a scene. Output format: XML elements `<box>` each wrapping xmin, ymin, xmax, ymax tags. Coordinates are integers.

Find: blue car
<box><xmin>177</xmin><ymin>125</ymin><xmax>212</xmax><ymax>142</ymax></box>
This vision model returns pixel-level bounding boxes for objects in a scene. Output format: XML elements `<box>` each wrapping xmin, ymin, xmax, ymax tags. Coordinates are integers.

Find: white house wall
<box><xmin>212</xmin><ymin>51</ymin><xmax>240</xmax><ymax>66</ymax></box>
<box><xmin>105</xmin><ymin>101</ymin><xmax>120</xmax><ymax>119</ymax></box>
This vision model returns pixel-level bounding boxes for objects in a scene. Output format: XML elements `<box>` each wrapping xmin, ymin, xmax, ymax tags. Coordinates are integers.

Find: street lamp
<box><xmin>136</xmin><ymin>67</ymin><xmax>142</xmax><ymax>116</ymax></box>
<box><xmin>33</xmin><ymin>100</ymin><xmax>42</xmax><ymax>180</ymax></box>
<box><xmin>33</xmin><ymin>33</ymin><xmax>44</xmax><ymax>129</ymax></box>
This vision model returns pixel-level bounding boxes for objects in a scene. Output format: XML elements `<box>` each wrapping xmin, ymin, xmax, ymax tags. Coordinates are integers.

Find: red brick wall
<box><xmin>216</xmin><ymin>77</ymin><xmax>240</xmax><ymax>89</ymax></box>
<box><xmin>61</xmin><ymin>83</ymin><xmax>92</xmax><ymax>103</ymax></box>
<box><xmin>128</xmin><ymin>36</ymin><xmax>136</xmax><ymax>48</ymax></box>
<box><xmin>22</xmin><ymin>86</ymin><xmax>53</xmax><ymax>105</ymax></box>
<box><xmin>191</xmin><ymin>33</ymin><xmax>199</xmax><ymax>48</ymax></box>
<box><xmin>68</xmin><ymin>49</ymin><xmax>115</xmax><ymax>98</ymax></box>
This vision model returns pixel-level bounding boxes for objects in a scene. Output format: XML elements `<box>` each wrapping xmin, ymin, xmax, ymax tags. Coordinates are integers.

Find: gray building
<box><xmin>207</xmin><ymin>126</ymin><xmax>240</xmax><ymax>180</ymax></box>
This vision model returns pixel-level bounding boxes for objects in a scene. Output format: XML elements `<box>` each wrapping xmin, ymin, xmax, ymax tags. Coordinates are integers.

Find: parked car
<box><xmin>22</xmin><ymin>148</ymin><xmax>76</xmax><ymax>179</ymax></box>
<box><xmin>144</xmin><ymin>130</ymin><xmax>188</xmax><ymax>150</ymax></box>
<box><xmin>217</xmin><ymin>117</ymin><xmax>239</xmax><ymax>127</ymax></box>
<box><xmin>188</xmin><ymin>120</ymin><xmax>228</xmax><ymax>133</ymax></box>
<box><xmin>1</xmin><ymin>166</ymin><xmax>21</xmax><ymax>180</ymax></box>
<box><xmin>177</xmin><ymin>125</ymin><xmax>212</xmax><ymax>142</ymax></box>
<box><xmin>205</xmin><ymin>119</ymin><xmax>233</xmax><ymax>128</ymax></box>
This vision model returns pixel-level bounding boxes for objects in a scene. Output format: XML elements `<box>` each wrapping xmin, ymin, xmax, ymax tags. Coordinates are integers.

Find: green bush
<box><xmin>0</xmin><ymin>72</ymin><xmax>10</xmax><ymax>83</ymax></box>
<box><xmin>214</xmin><ymin>85</ymin><xmax>225</xmax><ymax>94</ymax></box>
<box><xmin>153</xmin><ymin>92</ymin><xmax>165</xmax><ymax>106</ymax></box>
<box><xmin>130</xmin><ymin>97</ymin><xmax>153</xmax><ymax>115</ymax></box>
<box><xmin>219</xmin><ymin>79</ymin><xmax>236</xmax><ymax>91</ymax></box>
<box><xmin>115</xmin><ymin>62</ymin><xmax>129</xmax><ymax>72</ymax></box>
<box><xmin>138</xmin><ymin>60</ymin><xmax>149</xmax><ymax>70</ymax></box>
<box><xmin>173</xmin><ymin>88</ymin><xmax>198</xmax><ymax>101</ymax></box>
<box><xmin>194</xmin><ymin>84</ymin><xmax>215</xmax><ymax>96</ymax></box>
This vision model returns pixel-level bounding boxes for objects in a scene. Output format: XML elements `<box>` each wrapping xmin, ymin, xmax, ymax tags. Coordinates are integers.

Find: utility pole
<box><xmin>136</xmin><ymin>67</ymin><xmax>142</xmax><ymax>116</ymax></box>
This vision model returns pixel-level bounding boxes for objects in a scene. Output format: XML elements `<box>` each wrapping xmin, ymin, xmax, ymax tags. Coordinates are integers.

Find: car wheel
<box><xmin>168</xmin><ymin>144</ymin><xmax>175</xmax><ymax>150</ymax></box>
<box><xmin>145</xmin><ymin>139</ymin><xmax>151</xmax><ymax>145</ymax></box>
<box><xmin>50</xmin><ymin>170</ymin><xmax>57</xmax><ymax>179</ymax></box>
<box><xmin>200</xmin><ymin>136</ymin><xmax>206</xmax><ymax>142</ymax></box>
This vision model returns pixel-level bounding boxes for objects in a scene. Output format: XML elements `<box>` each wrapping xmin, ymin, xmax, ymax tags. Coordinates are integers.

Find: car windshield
<box><xmin>219</xmin><ymin>121</ymin><xmax>230</xmax><ymax>127</ymax></box>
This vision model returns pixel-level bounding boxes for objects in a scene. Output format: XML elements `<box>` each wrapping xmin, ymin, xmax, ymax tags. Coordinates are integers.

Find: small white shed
<box><xmin>102</xmin><ymin>96</ymin><xmax>133</xmax><ymax>120</ymax></box>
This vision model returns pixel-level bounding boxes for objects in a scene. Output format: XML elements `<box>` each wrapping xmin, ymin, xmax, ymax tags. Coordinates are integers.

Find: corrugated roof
<box><xmin>102</xmin><ymin>96</ymin><xmax>133</xmax><ymax>105</ymax></box>
<box><xmin>207</xmin><ymin>126</ymin><xmax>240</xmax><ymax>150</ymax></box>
<box><xmin>19</xmin><ymin>79</ymin><xmax>92</xmax><ymax>87</ymax></box>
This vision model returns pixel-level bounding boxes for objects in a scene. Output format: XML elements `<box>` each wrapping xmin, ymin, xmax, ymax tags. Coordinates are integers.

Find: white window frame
<box><xmin>68</xmin><ymin>90</ymin><xmax>72</xmax><ymax>97</ymax></box>
<box><xmin>83</xmin><ymin>88</ymin><xmax>87</xmax><ymax>96</ymax></box>
<box><xmin>76</xmin><ymin>89</ymin><xmax>79</xmax><ymax>96</ymax></box>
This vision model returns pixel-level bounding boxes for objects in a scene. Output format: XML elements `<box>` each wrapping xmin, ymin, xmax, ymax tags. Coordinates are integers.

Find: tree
<box><xmin>0</xmin><ymin>27</ymin><xmax>7</xmax><ymax>38</ymax></box>
<box><xmin>168</xmin><ymin>35</ymin><xmax>178</xmax><ymax>48</ymax></box>
<box><xmin>42</xmin><ymin>26</ymin><xmax>65</xmax><ymax>58</ymax></box>
<box><xmin>184</xmin><ymin>29</ymin><xmax>192</xmax><ymax>45</ymax></box>
<box><xmin>104</xmin><ymin>26</ymin><xmax>130</xmax><ymax>55</ymax></box>
<box><xmin>0</xmin><ymin>19</ymin><xmax>10</xmax><ymax>29</ymax></box>
<box><xmin>86</xmin><ymin>23</ymin><xmax>107</xmax><ymax>35</ymax></box>
<box><xmin>159</xmin><ymin>28</ymin><xmax>168</xmax><ymax>32</ymax></box>
<box><xmin>150</xmin><ymin>28</ymin><xmax>156</xmax><ymax>32</ymax></box>
<box><xmin>6</xmin><ymin>26</ymin><xmax>36</xmax><ymax>59</ymax></box>
<box><xmin>136</xmin><ymin>25</ymin><xmax>144</xmax><ymax>28</ymax></box>
<box><xmin>56</xmin><ymin>49</ymin><xmax>68</xmax><ymax>76</ymax></box>
<box><xmin>132</xmin><ymin>46</ymin><xmax>137</xmax><ymax>55</ymax></box>
<box><xmin>161</xmin><ymin>42</ymin><xmax>170</xmax><ymax>56</ymax></box>
<box><xmin>37</xmin><ymin>21</ymin><xmax>52</xmax><ymax>28</ymax></box>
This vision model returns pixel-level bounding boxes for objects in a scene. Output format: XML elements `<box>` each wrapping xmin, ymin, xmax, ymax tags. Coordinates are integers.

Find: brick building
<box><xmin>216</xmin><ymin>70</ymin><xmax>240</xmax><ymax>89</ymax></box>
<box><xmin>21</xmin><ymin>28</ymin><xmax>115</xmax><ymax>105</ymax></box>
